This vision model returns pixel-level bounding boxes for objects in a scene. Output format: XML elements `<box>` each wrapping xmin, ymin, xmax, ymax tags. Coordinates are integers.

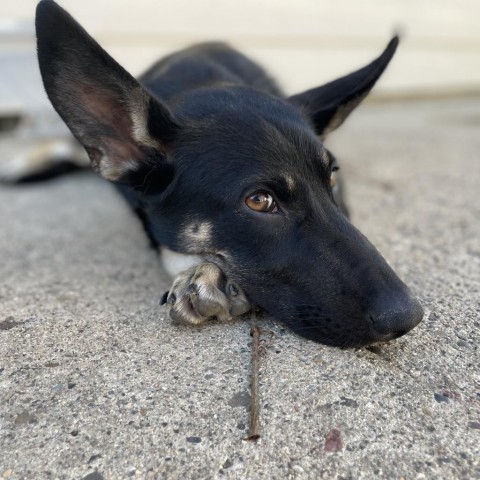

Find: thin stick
<box><xmin>246</xmin><ymin>312</ymin><xmax>261</xmax><ymax>441</ymax></box>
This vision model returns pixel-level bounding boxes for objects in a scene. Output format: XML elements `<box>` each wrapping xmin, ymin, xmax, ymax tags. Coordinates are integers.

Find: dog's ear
<box><xmin>288</xmin><ymin>37</ymin><xmax>398</xmax><ymax>137</ymax></box>
<box><xmin>35</xmin><ymin>0</ymin><xmax>178</xmax><ymax>184</ymax></box>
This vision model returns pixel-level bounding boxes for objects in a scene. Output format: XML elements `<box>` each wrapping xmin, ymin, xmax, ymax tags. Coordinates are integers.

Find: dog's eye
<box><xmin>245</xmin><ymin>191</ymin><xmax>278</xmax><ymax>213</ymax></box>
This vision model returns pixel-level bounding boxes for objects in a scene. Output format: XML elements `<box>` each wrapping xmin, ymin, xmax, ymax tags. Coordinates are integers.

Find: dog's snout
<box><xmin>368</xmin><ymin>295</ymin><xmax>424</xmax><ymax>340</ymax></box>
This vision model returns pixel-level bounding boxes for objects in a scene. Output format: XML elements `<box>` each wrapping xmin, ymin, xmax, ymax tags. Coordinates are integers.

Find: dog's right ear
<box><xmin>288</xmin><ymin>36</ymin><xmax>399</xmax><ymax>137</ymax></box>
<box><xmin>36</xmin><ymin>0</ymin><xmax>178</xmax><ymax>184</ymax></box>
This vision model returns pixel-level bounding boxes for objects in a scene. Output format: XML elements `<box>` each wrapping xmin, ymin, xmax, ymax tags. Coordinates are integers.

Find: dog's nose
<box><xmin>368</xmin><ymin>294</ymin><xmax>424</xmax><ymax>340</ymax></box>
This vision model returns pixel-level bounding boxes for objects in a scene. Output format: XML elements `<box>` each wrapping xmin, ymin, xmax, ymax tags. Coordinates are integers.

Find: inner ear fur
<box><xmin>36</xmin><ymin>0</ymin><xmax>178</xmax><ymax>182</ymax></box>
<box><xmin>288</xmin><ymin>36</ymin><xmax>399</xmax><ymax>137</ymax></box>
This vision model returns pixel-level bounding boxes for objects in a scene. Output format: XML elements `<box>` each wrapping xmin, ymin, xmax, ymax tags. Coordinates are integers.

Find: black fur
<box><xmin>35</xmin><ymin>0</ymin><xmax>423</xmax><ymax>347</ymax></box>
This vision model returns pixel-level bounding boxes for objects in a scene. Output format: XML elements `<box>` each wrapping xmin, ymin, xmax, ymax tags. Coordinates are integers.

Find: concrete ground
<box><xmin>0</xmin><ymin>99</ymin><xmax>479</xmax><ymax>479</ymax></box>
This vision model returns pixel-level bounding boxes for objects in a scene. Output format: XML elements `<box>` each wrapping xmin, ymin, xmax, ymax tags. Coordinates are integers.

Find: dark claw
<box><xmin>186</xmin><ymin>283</ymin><xmax>198</xmax><ymax>296</ymax></box>
<box><xmin>159</xmin><ymin>291</ymin><xmax>169</xmax><ymax>305</ymax></box>
<box><xmin>167</xmin><ymin>293</ymin><xmax>176</xmax><ymax>305</ymax></box>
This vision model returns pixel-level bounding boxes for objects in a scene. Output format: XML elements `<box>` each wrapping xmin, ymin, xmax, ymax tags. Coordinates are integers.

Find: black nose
<box><xmin>368</xmin><ymin>294</ymin><xmax>424</xmax><ymax>340</ymax></box>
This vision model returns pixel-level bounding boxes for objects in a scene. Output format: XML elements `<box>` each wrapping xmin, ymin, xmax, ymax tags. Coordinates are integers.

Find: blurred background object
<box><xmin>0</xmin><ymin>0</ymin><xmax>479</xmax><ymax>180</ymax></box>
<box><xmin>0</xmin><ymin>14</ymin><xmax>83</xmax><ymax>181</ymax></box>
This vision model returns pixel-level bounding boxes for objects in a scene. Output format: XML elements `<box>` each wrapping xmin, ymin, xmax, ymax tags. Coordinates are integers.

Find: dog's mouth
<box><xmin>243</xmin><ymin>295</ymin><xmax>423</xmax><ymax>348</ymax></box>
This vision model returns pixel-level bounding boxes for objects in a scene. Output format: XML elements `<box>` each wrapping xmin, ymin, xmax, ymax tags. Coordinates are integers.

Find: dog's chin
<box><xmin>297</xmin><ymin>326</ymin><xmax>410</xmax><ymax>348</ymax></box>
<box><xmin>286</xmin><ymin>328</ymin><xmax>400</xmax><ymax>349</ymax></box>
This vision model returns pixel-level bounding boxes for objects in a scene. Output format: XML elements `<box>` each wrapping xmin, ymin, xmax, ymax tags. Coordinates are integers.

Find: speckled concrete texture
<box><xmin>0</xmin><ymin>99</ymin><xmax>479</xmax><ymax>479</ymax></box>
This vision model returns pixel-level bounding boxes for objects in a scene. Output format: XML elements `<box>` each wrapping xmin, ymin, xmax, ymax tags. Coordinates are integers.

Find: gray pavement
<box><xmin>0</xmin><ymin>99</ymin><xmax>479</xmax><ymax>479</ymax></box>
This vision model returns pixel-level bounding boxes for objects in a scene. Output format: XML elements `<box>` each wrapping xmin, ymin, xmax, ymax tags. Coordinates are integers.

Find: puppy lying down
<box><xmin>31</xmin><ymin>1</ymin><xmax>423</xmax><ymax>347</ymax></box>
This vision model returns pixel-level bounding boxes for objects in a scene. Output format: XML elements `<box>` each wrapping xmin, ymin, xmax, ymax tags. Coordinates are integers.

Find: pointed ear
<box><xmin>288</xmin><ymin>36</ymin><xmax>399</xmax><ymax>137</ymax></box>
<box><xmin>36</xmin><ymin>0</ymin><xmax>178</xmax><ymax>183</ymax></box>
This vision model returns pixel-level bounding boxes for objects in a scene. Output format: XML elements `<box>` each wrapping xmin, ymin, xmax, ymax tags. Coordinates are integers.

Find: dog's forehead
<box><xmin>261</xmin><ymin>118</ymin><xmax>329</xmax><ymax>169</ymax></box>
<box><xmin>175</xmin><ymin>86</ymin><xmax>312</xmax><ymax>142</ymax></box>
<box><xmin>175</xmin><ymin>87</ymin><xmax>330</xmax><ymax>175</ymax></box>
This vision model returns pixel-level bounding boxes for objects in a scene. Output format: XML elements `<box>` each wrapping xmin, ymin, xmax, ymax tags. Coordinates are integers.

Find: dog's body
<box><xmin>34</xmin><ymin>0</ymin><xmax>423</xmax><ymax>347</ymax></box>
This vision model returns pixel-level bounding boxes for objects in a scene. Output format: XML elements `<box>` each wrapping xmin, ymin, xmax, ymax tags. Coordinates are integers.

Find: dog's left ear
<box><xmin>288</xmin><ymin>36</ymin><xmax>398</xmax><ymax>137</ymax></box>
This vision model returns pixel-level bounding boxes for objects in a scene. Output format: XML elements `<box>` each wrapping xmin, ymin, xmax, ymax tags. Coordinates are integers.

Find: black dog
<box><xmin>35</xmin><ymin>0</ymin><xmax>423</xmax><ymax>347</ymax></box>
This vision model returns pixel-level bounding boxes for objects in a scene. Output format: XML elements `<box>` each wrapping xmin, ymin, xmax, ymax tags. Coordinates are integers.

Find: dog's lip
<box><xmin>280</xmin><ymin>311</ymin><xmax>411</xmax><ymax>347</ymax></box>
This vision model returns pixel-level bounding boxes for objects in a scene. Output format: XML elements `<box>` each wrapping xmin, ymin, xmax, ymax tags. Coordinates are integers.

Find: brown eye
<box><xmin>245</xmin><ymin>191</ymin><xmax>278</xmax><ymax>213</ymax></box>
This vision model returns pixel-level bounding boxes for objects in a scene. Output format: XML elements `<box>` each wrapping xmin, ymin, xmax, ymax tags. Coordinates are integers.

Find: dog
<box><xmin>34</xmin><ymin>0</ymin><xmax>423</xmax><ymax>347</ymax></box>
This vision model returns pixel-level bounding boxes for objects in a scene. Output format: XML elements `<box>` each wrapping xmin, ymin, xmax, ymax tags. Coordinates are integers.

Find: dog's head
<box><xmin>36</xmin><ymin>0</ymin><xmax>423</xmax><ymax>347</ymax></box>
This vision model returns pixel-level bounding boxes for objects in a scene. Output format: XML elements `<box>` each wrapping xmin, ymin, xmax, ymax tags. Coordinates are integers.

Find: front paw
<box><xmin>160</xmin><ymin>263</ymin><xmax>251</xmax><ymax>325</ymax></box>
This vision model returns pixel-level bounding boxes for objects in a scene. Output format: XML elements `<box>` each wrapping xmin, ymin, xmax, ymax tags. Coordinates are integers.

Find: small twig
<box><xmin>245</xmin><ymin>311</ymin><xmax>261</xmax><ymax>441</ymax></box>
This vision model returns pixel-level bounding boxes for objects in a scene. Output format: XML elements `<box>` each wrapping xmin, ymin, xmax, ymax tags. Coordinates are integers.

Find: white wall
<box><xmin>1</xmin><ymin>0</ymin><xmax>479</xmax><ymax>97</ymax></box>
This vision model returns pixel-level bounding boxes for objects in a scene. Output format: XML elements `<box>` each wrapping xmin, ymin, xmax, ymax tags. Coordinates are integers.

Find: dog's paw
<box><xmin>160</xmin><ymin>262</ymin><xmax>251</xmax><ymax>325</ymax></box>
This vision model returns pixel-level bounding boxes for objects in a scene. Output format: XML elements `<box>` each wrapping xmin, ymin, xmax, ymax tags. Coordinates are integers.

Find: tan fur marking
<box><xmin>130</xmin><ymin>91</ymin><xmax>163</xmax><ymax>149</ymax></box>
